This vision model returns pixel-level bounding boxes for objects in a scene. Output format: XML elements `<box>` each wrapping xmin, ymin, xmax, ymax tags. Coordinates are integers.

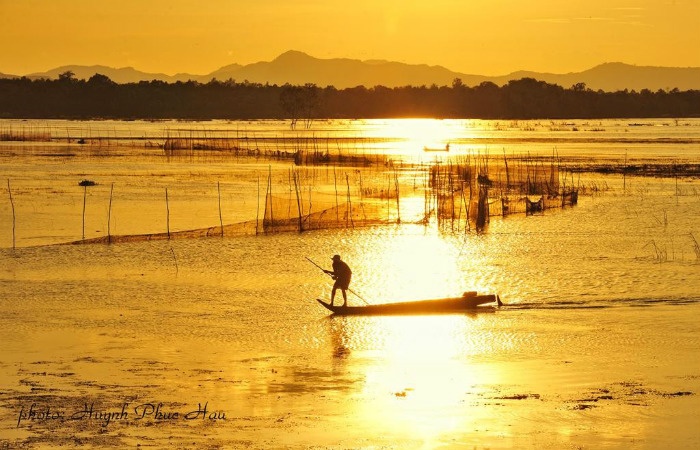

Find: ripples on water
<box><xmin>1</xmin><ymin>119</ymin><xmax>699</xmax><ymax>447</ymax></box>
<box><xmin>2</xmin><ymin>117</ymin><xmax>699</xmax><ymax>354</ymax></box>
<box><xmin>2</xmin><ymin>188</ymin><xmax>698</xmax><ymax>355</ymax></box>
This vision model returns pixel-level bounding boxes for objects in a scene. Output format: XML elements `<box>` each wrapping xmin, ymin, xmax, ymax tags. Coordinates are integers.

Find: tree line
<box><xmin>1</xmin><ymin>72</ymin><xmax>699</xmax><ymax>120</ymax></box>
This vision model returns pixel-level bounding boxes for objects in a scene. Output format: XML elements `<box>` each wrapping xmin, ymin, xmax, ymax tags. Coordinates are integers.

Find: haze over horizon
<box><xmin>1</xmin><ymin>0</ymin><xmax>699</xmax><ymax>77</ymax></box>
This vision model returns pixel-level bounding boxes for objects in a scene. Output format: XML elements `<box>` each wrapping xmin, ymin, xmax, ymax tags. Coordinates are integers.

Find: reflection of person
<box><xmin>324</xmin><ymin>254</ymin><xmax>352</xmax><ymax>307</ymax></box>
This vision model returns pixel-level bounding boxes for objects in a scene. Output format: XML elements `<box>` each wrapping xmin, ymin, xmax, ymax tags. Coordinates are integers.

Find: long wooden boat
<box><xmin>317</xmin><ymin>292</ymin><xmax>501</xmax><ymax>316</ymax></box>
<box><xmin>423</xmin><ymin>143</ymin><xmax>450</xmax><ymax>152</ymax></box>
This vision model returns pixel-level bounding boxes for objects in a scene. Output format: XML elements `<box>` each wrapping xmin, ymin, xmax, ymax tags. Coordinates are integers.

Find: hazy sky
<box><xmin>2</xmin><ymin>0</ymin><xmax>699</xmax><ymax>76</ymax></box>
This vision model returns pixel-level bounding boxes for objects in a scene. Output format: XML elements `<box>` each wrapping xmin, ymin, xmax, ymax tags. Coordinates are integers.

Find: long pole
<box><xmin>267</xmin><ymin>165</ymin><xmax>273</xmax><ymax>233</ymax></box>
<box><xmin>293</xmin><ymin>171</ymin><xmax>303</xmax><ymax>232</ymax></box>
<box><xmin>304</xmin><ymin>257</ymin><xmax>370</xmax><ymax>305</ymax></box>
<box><xmin>217</xmin><ymin>181</ymin><xmax>224</xmax><ymax>237</ymax></box>
<box><xmin>165</xmin><ymin>187</ymin><xmax>170</xmax><ymax>239</ymax></box>
<box><xmin>394</xmin><ymin>168</ymin><xmax>400</xmax><ymax>224</ymax></box>
<box><xmin>345</xmin><ymin>173</ymin><xmax>353</xmax><ymax>228</ymax></box>
<box><xmin>256</xmin><ymin>173</ymin><xmax>260</xmax><ymax>235</ymax></box>
<box><xmin>82</xmin><ymin>185</ymin><xmax>87</xmax><ymax>240</ymax></box>
<box><xmin>107</xmin><ymin>183</ymin><xmax>114</xmax><ymax>243</ymax></box>
<box><xmin>333</xmin><ymin>167</ymin><xmax>339</xmax><ymax>223</ymax></box>
<box><xmin>7</xmin><ymin>179</ymin><xmax>15</xmax><ymax>249</ymax></box>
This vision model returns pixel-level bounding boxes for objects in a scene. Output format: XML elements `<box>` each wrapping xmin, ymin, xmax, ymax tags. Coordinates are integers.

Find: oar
<box><xmin>305</xmin><ymin>256</ymin><xmax>370</xmax><ymax>305</ymax></box>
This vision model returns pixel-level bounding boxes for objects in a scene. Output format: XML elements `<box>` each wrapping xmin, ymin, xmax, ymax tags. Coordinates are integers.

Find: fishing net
<box><xmin>64</xmin><ymin>157</ymin><xmax>573</xmax><ymax>246</ymax></box>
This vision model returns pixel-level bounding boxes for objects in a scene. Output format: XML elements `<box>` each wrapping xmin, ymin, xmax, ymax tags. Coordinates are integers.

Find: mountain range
<box><xmin>3</xmin><ymin>50</ymin><xmax>700</xmax><ymax>92</ymax></box>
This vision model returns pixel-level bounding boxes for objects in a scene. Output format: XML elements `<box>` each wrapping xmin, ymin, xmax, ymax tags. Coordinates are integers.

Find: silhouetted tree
<box><xmin>58</xmin><ymin>71</ymin><xmax>76</xmax><ymax>82</ymax></box>
<box><xmin>1</xmin><ymin>75</ymin><xmax>699</xmax><ymax>119</ymax></box>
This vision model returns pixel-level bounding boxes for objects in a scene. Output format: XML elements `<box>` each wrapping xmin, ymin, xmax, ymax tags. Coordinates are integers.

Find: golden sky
<box><xmin>1</xmin><ymin>0</ymin><xmax>699</xmax><ymax>76</ymax></box>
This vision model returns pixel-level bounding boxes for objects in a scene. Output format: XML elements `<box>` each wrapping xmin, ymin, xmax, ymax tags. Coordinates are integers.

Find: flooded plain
<box><xmin>1</xmin><ymin>118</ymin><xmax>699</xmax><ymax>448</ymax></box>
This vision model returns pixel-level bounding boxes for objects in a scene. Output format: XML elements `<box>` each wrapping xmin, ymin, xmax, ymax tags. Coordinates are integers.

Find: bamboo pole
<box><xmin>294</xmin><ymin>171</ymin><xmax>303</xmax><ymax>232</ymax></box>
<box><xmin>387</xmin><ymin>174</ymin><xmax>391</xmax><ymax>222</ymax></box>
<box><xmin>7</xmin><ymin>179</ymin><xmax>16</xmax><ymax>249</ymax></box>
<box><xmin>82</xmin><ymin>185</ymin><xmax>87</xmax><ymax>240</ymax></box>
<box><xmin>287</xmin><ymin>169</ymin><xmax>293</xmax><ymax>219</ymax></box>
<box><xmin>107</xmin><ymin>183</ymin><xmax>114</xmax><ymax>244</ymax></box>
<box><xmin>256</xmin><ymin>173</ymin><xmax>260</xmax><ymax>235</ymax></box>
<box><xmin>345</xmin><ymin>173</ymin><xmax>353</xmax><ymax>228</ymax></box>
<box><xmin>268</xmin><ymin>165</ymin><xmax>273</xmax><ymax>233</ymax></box>
<box><xmin>217</xmin><ymin>181</ymin><xmax>224</xmax><ymax>237</ymax></box>
<box><xmin>448</xmin><ymin>164</ymin><xmax>455</xmax><ymax>231</ymax></box>
<box><xmin>468</xmin><ymin>162</ymin><xmax>474</xmax><ymax>227</ymax></box>
<box><xmin>308</xmin><ymin>184</ymin><xmax>313</xmax><ymax>229</ymax></box>
<box><xmin>460</xmin><ymin>180</ymin><xmax>469</xmax><ymax>232</ymax></box>
<box><xmin>170</xmin><ymin>247</ymin><xmax>179</xmax><ymax>274</ymax></box>
<box><xmin>394</xmin><ymin>168</ymin><xmax>401</xmax><ymax>224</ymax></box>
<box><xmin>623</xmin><ymin>151</ymin><xmax>628</xmax><ymax>193</ymax></box>
<box><xmin>165</xmin><ymin>188</ymin><xmax>171</xmax><ymax>239</ymax></box>
<box><xmin>333</xmin><ymin>166</ymin><xmax>339</xmax><ymax>223</ymax></box>
<box><xmin>503</xmin><ymin>148</ymin><xmax>510</xmax><ymax>190</ymax></box>
<box><xmin>423</xmin><ymin>168</ymin><xmax>429</xmax><ymax>226</ymax></box>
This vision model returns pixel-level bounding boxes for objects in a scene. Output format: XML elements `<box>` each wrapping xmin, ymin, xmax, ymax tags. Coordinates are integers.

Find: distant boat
<box><xmin>316</xmin><ymin>291</ymin><xmax>501</xmax><ymax>316</ymax></box>
<box><xmin>423</xmin><ymin>143</ymin><xmax>450</xmax><ymax>152</ymax></box>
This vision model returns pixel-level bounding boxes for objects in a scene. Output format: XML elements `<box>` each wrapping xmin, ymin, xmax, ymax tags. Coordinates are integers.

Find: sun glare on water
<box><xmin>363</xmin><ymin>119</ymin><xmax>471</xmax><ymax>158</ymax></box>
<box><xmin>332</xmin><ymin>313</ymin><xmax>501</xmax><ymax>444</ymax></box>
<box><xmin>358</xmin><ymin>228</ymin><xmax>473</xmax><ymax>301</ymax></box>
<box><xmin>332</xmin><ymin>227</ymin><xmax>506</xmax><ymax>441</ymax></box>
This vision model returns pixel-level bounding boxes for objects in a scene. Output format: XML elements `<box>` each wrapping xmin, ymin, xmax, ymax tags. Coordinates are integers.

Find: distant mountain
<box><xmin>5</xmin><ymin>51</ymin><xmax>700</xmax><ymax>92</ymax></box>
<box><xmin>489</xmin><ymin>63</ymin><xmax>700</xmax><ymax>92</ymax></box>
<box><xmin>24</xmin><ymin>65</ymin><xmax>198</xmax><ymax>84</ymax></box>
<box><xmin>208</xmin><ymin>50</ymin><xmax>469</xmax><ymax>88</ymax></box>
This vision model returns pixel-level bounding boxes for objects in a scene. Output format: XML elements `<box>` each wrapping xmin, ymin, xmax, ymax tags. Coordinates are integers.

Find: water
<box><xmin>0</xmin><ymin>119</ymin><xmax>699</xmax><ymax>448</ymax></box>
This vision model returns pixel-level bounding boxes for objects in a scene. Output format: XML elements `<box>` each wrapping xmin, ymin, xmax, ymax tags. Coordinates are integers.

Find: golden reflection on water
<box><xmin>364</xmin><ymin>118</ymin><xmax>471</xmax><ymax>157</ymax></box>
<box><xmin>323</xmin><ymin>221</ymin><xmax>505</xmax><ymax>442</ymax></box>
<box><xmin>355</xmin><ymin>227</ymin><xmax>481</xmax><ymax>302</ymax></box>
<box><xmin>330</xmin><ymin>314</ymin><xmax>494</xmax><ymax>359</ymax></box>
<box><xmin>328</xmin><ymin>314</ymin><xmax>499</xmax><ymax>442</ymax></box>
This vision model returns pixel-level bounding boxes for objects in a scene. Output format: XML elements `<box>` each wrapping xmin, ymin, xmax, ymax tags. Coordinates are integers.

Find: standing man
<box><xmin>324</xmin><ymin>254</ymin><xmax>352</xmax><ymax>307</ymax></box>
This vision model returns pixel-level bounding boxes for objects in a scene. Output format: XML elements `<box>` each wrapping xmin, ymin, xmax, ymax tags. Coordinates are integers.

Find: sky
<box><xmin>1</xmin><ymin>0</ymin><xmax>699</xmax><ymax>76</ymax></box>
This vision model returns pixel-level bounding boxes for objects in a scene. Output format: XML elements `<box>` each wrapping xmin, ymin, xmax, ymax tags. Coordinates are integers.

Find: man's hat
<box><xmin>332</xmin><ymin>254</ymin><xmax>341</xmax><ymax>260</ymax></box>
